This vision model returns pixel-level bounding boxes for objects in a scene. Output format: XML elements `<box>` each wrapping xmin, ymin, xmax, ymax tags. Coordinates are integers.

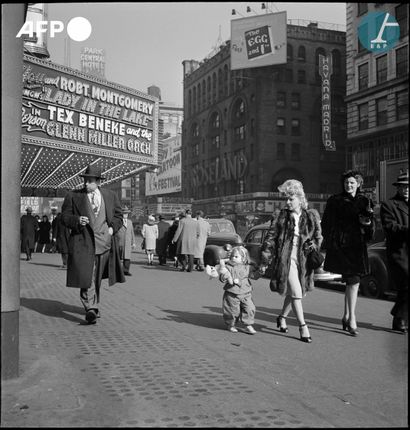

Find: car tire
<box><xmin>360</xmin><ymin>257</ymin><xmax>388</xmax><ymax>299</ymax></box>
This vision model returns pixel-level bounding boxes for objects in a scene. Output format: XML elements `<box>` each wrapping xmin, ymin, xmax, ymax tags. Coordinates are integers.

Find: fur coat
<box><xmin>261</xmin><ymin>208</ymin><xmax>323</xmax><ymax>296</ymax></box>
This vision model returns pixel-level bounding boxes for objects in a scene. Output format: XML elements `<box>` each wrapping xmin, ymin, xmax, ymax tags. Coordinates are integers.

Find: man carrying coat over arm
<box><xmin>62</xmin><ymin>164</ymin><xmax>125</xmax><ymax>324</ymax></box>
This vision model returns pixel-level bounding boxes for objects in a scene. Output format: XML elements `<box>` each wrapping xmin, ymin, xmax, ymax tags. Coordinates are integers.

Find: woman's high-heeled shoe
<box><xmin>276</xmin><ymin>315</ymin><xmax>288</xmax><ymax>333</ymax></box>
<box><xmin>342</xmin><ymin>318</ymin><xmax>348</xmax><ymax>331</ymax></box>
<box><xmin>299</xmin><ymin>324</ymin><xmax>312</xmax><ymax>343</ymax></box>
<box><xmin>347</xmin><ymin>325</ymin><xmax>359</xmax><ymax>336</ymax></box>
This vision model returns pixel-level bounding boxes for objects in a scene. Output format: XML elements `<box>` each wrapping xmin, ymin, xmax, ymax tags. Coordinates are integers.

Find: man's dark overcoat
<box><xmin>62</xmin><ymin>188</ymin><xmax>125</xmax><ymax>289</ymax></box>
<box><xmin>20</xmin><ymin>213</ymin><xmax>39</xmax><ymax>250</ymax></box>
<box><xmin>380</xmin><ymin>194</ymin><xmax>408</xmax><ymax>285</ymax></box>
<box><xmin>261</xmin><ymin>208</ymin><xmax>323</xmax><ymax>296</ymax></box>
<box><xmin>321</xmin><ymin>191</ymin><xmax>375</xmax><ymax>276</ymax></box>
<box><xmin>156</xmin><ymin>220</ymin><xmax>171</xmax><ymax>256</ymax></box>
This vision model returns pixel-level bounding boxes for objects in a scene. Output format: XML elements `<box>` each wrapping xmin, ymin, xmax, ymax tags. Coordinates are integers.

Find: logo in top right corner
<box><xmin>358</xmin><ymin>12</ymin><xmax>400</xmax><ymax>53</ymax></box>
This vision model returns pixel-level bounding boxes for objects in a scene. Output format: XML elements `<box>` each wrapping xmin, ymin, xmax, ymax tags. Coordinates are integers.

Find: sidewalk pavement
<box><xmin>1</xmin><ymin>247</ymin><xmax>408</xmax><ymax>428</ymax></box>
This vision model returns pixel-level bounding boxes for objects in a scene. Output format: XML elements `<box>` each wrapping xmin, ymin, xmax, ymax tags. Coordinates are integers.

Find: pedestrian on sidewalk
<box><xmin>260</xmin><ymin>179</ymin><xmax>322</xmax><ymax>343</ymax></box>
<box><xmin>54</xmin><ymin>212</ymin><xmax>70</xmax><ymax>268</ymax></box>
<box><xmin>37</xmin><ymin>214</ymin><xmax>51</xmax><ymax>253</ymax></box>
<box><xmin>20</xmin><ymin>206</ymin><xmax>39</xmax><ymax>261</ymax></box>
<box><xmin>156</xmin><ymin>214</ymin><xmax>170</xmax><ymax>265</ymax></box>
<box><xmin>167</xmin><ymin>216</ymin><xmax>180</xmax><ymax>268</ymax></box>
<box><xmin>117</xmin><ymin>206</ymin><xmax>136</xmax><ymax>276</ymax></box>
<box><xmin>61</xmin><ymin>164</ymin><xmax>125</xmax><ymax>325</ymax></box>
<box><xmin>142</xmin><ymin>215</ymin><xmax>158</xmax><ymax>265</ymax></box>
<box><xmin>194</xmin><ymin>210</ymin><xmax>211</xmax><ymax>271</ymax></box>
<box><xmin>219</xmin><ymin>245</ymin><xmax>261</xmax><ymax>334</ymax></box>
<box><xmin>172</xmin><ymin>208</ymin><xmax>199</xmax><ymax>272</ymax></box>
<box><xmin>380</xmin><ymin>171</ymin><xmax>408</xmax><ymax>333</ymax></box>
<box><xmin>321</xmin><ymin>170</ymin><xmax>375</xmax><ymax>336</ymax></box>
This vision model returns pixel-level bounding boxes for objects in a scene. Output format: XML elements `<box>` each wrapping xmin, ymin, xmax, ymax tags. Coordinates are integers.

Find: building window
<box><xmin>192</xmin><ymin>123</ymin><xmax>199</xmax><ymax>137</ymax></box>
<box><xmin>287</xmin><ymin>44</ymin><xmax>293</xmax><ymax>61</ymax></box>
<box><xmin>194</xmin><ymin>144</ymin><xmax>199</xmax><ymax>156</ymax></box>
<box><xmin>250</xmin><ymin>118</ymin><xmax>255</xmax><ymax>136</ymax></box>
<box><xmin>210</xmin><ymin>112</ymin><xmax>220</xmax><ymax>129</ymax></box>
<box><xmin>396</xmin><ymin>45</ymin><xmax>408</xmax><ymax>78</ymax></box>
<box><xmin>277</xmin><ymin>91</ymin><xmax>286</xmax><ymax>108</ymax></box>
<box><xmin>273</xmin><ymin>69</ymin><xmax>282</xmax><ymax>82</ymax></box>
<box><xmin>291</xmin><ymin>118</ymin><xmax>300</xmax><ymax>135</ymax></box>
<box><xmin>332</xmin><ymin>49</ymin><xmax>341</xmax><ymax>76</ymax></box>
<box><xmin>285</xmin><ymin>69</ymin><xmax>293</xmax><ymax>83</ymax></box>
<box><xmin>395</xmin><ymin>4</ymin><xmax>408</xmax><ymax>38</ymax></box>
<box><xmin>376</xmin><ymin>54</ymin><xmax>388</xmax><ymax>84</ymax></box>
<box><xmin>291</xmin><ymin>93</ymin><xmax>300</xmax><ymax>110</ymax></box>
<box><xmin>291</xmin><ymin>143</ymin><xmax>300</xmax><ymax>161</ymax></box>
<box><xmin>357</xmin><ymin>3</ymin><xmax>368</xmax><ymax>16</ymax></box>
<box><xmin>358</xmin><ymin>103</ymin><xmax>368</xmax><ymax>130</ymax></box>
<box><xmin>297</xmin><ymin>70</ymin><xmax>306</xmax><ymax>83</ymax></box>
<box><xmin>396</xmin><ymin>89</ymin><xmax>409</xmax><ymax>120</ymax></box>
<box><xmin>297</xmin><ymin>46</ymin><xmax>306</xmax><ymax>62</ymax></box>
<box><xmin>212</xmin><ymin>135</ymin><xmax>220</xmax><ymax>148</ymax></box>
<box><xmin>234</xmin><ymin>125</ymin><xmax>246</xmax><ymax>140</ymax></box>
<box><xmin>233</xmin><ymin>99</ymin><xmax>245</xmax><ymax>119</ymax></box>
<box><xmin>277</xmin><ymin>142</ymin><xmax>285</xmax><ymax>159</ymax></box>
<box><xmin>358</xmin><ymin>63</ymin><xmax>369</xmax><ymax>90</ymax></box>
<box><xmin>276</xmin><ymin>118</ymin><xmax>286</xmax><ymax>135</ymax></box>
<box><xmin>357</xmin><ymin>31</ymin><xmax>367</xmax><ymax>53</ymax></box>
<box><xmin>376</xmin><ymin>97</ymin><xmax>388</xmax><ymax>126</ymax></box>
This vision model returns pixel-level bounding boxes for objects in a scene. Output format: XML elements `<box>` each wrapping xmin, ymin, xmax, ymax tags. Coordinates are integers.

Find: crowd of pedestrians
<box><xmin>20</xmin><ymin>164</ymin><xmax>408</xmax><ymax>336</ymax></box>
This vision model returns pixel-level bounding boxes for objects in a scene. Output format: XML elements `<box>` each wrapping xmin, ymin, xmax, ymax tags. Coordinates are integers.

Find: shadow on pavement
<box><xmin>20</xmin><ymin>297</ymin><xmax>85</xmax><ymax>324</ymax></box>
<box><xmin>24</xmin><ymin>262</ymin><xmax>62</xmax><ymax>268</ymax></box>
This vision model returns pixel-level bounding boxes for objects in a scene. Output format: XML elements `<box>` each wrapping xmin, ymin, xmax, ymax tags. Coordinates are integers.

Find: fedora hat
<box><xmin>26</xmin><ymin>206</ymin><xmax>33</xmax><ymax>213</ymax></box>
<box><xmin>121</xmin><ymin>206</ymin><xmax>131</xmax><ymax>214</ymax></box>
<box><xmin>393</xmin><ymin>171</ymin><xmax>408</xmax><ymax>186</ymax></box>
<box><xmin>80</xmin><ymin>164</ymin><xmax>105</xmax><ymax>180</ymax></box>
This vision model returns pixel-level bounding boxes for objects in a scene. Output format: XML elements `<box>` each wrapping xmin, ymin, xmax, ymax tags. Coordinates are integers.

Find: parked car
<box><xmin>203</xmin><ymin>218</ymin><xmax>242</xmax><ymax>266</ymax></box>
<box><xmin>359</xmin><ymin>241</ymin><xmax>397</xmax><ymax>299</ymax></box>
<box><xmin>242</xmin><ymin>222</ymin><xmax>342</xmax><ymax>282</ymax></box>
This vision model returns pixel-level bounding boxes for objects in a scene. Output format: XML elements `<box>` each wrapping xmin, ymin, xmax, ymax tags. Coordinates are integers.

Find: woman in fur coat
<box><xmin>260</xmin><ymin>179</ymin><xmax>322</xmax><ymax>343</ymax></box>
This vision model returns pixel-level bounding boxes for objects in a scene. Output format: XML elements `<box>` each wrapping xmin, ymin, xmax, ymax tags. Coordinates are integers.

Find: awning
<box><xmin>20</xmin><ymin>55</ymin><xmax>159</xmax><ymax>190</ymax></box>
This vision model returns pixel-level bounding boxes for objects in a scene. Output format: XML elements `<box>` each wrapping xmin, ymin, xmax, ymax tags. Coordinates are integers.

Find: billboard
<box><xmin>80</xmin><ymin>47</ymin><xmax>106</xmax><ymax>78</ymax></box>
<box><xmin>21</xmin><ymin>55</ymin><xmax>158</xmax><ymax>166</ymax></box>
<box><xmin>318</xmin><ymin>54</ymin><xmax>336</xmax><ymax>151</ymax></box>
<box><xmin>145</xmin><ymin>135</ymin><xmax>181</xmax><ymax>196</ymax></box>
<box><xmin>231</xmin><ymin>11</ymin><xmax>287</xmax><ymax>70</ymax></box>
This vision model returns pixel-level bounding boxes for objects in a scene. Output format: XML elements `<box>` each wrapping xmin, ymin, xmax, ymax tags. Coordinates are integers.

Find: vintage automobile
<box><xmin>359</xmin><ymin>241</ymin><xmax>397</xmax><ymax>299</ymax></box>
<box><xmin>205</xmin><ymin>218</ymin><xmax>243</xmax><ymax>247</ymax></box>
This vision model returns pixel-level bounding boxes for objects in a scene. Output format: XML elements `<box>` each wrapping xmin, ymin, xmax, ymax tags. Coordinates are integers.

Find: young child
<box><xmin>218</xmin><ymin>245</ymin><xmax>262</xmax><ymax>334</ymax></box>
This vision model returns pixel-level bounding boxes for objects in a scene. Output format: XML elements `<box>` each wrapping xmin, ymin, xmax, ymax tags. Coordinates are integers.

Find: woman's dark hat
<box><xmin>80</xmin><ymin>164</ymin><xmax>105</xmax><ymax>180</ymax></box>
<box><xmin>393</xmin><ymin>171</ymin><xmax>408</xmax><ymax>186</ymax></box>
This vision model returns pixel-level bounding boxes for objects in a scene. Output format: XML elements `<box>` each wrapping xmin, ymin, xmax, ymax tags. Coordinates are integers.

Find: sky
<box><xmin>46</xmin><ymin>2</ymin><xmax>347</xmax><ymax>106</ymax></box>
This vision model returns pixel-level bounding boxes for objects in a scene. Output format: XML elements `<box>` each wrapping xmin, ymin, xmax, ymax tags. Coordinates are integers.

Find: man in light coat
<box><xmin>117</xmin><ymin>206</ymin><xmax>136</xmax><ymax>276</ymax></box>
<box><xmin>194</xmin><ymin>210</ymin><xmax>211</xmax><ymax>271</ymax></box>
<box><xmin>172</xmin><ymin>208</ymin><xmax>200</xmax><ymax>272</ymax></box>
<box><xmin>62</xmin><ymin>164</ymin><xmax>125</xmax><ymax>324</ymax></box>
<box><xmin>380</xmin><ymin>171</ymin><xmax>408</xmax><ymax>333</ymax></box>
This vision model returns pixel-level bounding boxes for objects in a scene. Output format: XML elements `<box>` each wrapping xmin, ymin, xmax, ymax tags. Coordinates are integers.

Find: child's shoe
<box><xmin>228</xmin><ymin>325</ymin><xmax>238</xmax><ymax>333</ymax></box>
<box><xmin>244</xmin><ymin>325</ymin><xmax>257</xmax><ymax>335</ymax></box>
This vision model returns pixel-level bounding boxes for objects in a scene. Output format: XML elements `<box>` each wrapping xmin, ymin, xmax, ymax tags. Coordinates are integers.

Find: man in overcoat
<box><xmin>20</xmin><ymin>206</ymin><xmax>39</xmax><ymax>261</ymax></box>
<box><xmin>172</xmin><ymin>208</ymin><xmax>200</xmax><ymax>272</ymax></box>
<box><xmin>61</xmin><ymin>164</ymin><xmax>125</xmax><ymax>324</ymax></box>
<box><xmin>380</xmin><ymin>171</ymin><xmax>409</xmax><ymax>333</ymax></box>
<box><xmin>156</xmin><ymin>214</ymin><xmax>171</xmax><ymax>265</ymax></box>
<box><xmin>117</xmin><ymin>206</ymin><xmax>136</xmax><ymax>276</ymax></box>
<box><xmin>194</xmin><ymin>210</ymin><xmax>211</xmax><ymax>271</ymax></box>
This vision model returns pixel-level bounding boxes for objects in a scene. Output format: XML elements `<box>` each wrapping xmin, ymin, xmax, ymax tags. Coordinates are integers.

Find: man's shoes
<box><xmin>124</xmin><ymin>272</ymin><xmax>132</xmax><ymax>276</ymax></box>
<box><xmin>392</xmin><ymin>317</ymin><xmax>407</xmax><ymax>333</ymax></box>
<box><xmin>180</xmin><ymin>267</ymin><xmax>186</xmax><ymax>272</ymax></box>
<box><xmin>85</xmin><ymin>309</ymin><xmax>97</xmax><ymax>324</ymax></box>
<box><xmin>243</xmin><ymin>325</ymin><xmax>257</xmax><ymax>335</ymax></box>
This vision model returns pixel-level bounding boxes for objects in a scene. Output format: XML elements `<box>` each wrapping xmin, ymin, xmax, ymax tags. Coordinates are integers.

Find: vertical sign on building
<box><xmin>80</xmin><ymin>47</ymin><xmax>106</xmax><ymax>78</ymax></box>
<box><xmin>319</xmin><ymin>54</ymin><xmax>335</xmax><ymax>151</ymax></box>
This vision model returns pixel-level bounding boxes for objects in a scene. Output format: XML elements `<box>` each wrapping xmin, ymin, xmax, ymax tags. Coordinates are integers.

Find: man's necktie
<box><xmin>91</xmin><ymin>192</ymin><xmax>98</xmax><ymax>216</ymax></box>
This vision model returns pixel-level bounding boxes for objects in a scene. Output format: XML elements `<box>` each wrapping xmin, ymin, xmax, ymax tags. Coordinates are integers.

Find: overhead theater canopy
<box><xmin>21</xmin><ymin>55</ymin><xmax>159</xmax><ymax>190</ymax></box>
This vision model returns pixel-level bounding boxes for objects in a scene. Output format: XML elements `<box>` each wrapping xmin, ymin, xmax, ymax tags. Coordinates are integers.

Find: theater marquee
<box><xmin>20</xmin><ymin>55</ymin><xmax>159</xmax><ymax>190</ymax></box>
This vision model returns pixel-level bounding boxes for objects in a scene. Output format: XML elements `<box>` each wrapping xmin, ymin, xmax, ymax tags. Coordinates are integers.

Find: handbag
<box><xmin>303</xmin><ymin>238</ymin><xmax>324</xmax><ymax>271</ymax></box>
<box><xmin>141</xmin><ymin>238</ymin><xmax>145</xmax><ymax>250</ymax></box>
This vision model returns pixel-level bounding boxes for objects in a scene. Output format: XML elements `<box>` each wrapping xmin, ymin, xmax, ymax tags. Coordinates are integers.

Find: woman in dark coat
<box><xmin>261</xmin><ymin>179</ymin><xmax>322</xmax><ymax>343</ymax></box>
<box><xmin>38</xmin><ymin>214</ymin><xmax>51</xmax><ymax>253</ymax></box>
<box><xmin>321</xmin><ymin>170</ymin><xmax>375</xmax><ymax>336</ymax></box>
<box><xmin>167</xmin><ymin>216</ymin><xmax>180</xmax><ymax>267</ymax></box>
